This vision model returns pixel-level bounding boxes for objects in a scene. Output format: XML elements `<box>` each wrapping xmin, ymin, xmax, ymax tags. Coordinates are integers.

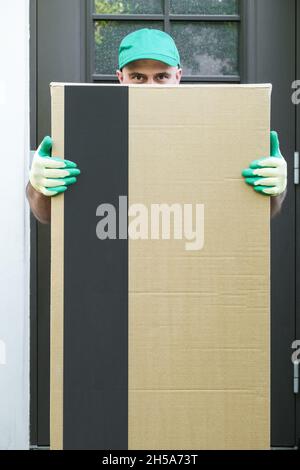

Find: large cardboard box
<box><xmin>50</xmin><ymin>83</ymin><xmax>271</xmax><ymax>450</ymax></box>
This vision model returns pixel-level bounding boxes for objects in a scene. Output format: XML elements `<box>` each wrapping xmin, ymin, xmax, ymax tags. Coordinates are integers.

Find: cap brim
<box><xmin>120</xmin><ymin>53</ymin><xmax>179</xmax><ymax>69</ymax></box>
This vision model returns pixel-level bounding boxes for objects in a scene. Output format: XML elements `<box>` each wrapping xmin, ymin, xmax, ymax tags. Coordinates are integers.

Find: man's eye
<box><xmin>158</xmin><ymin>74</ymin><xmax>168</xmax><ymax>80</ymax></box>
<box><xmin>133</xmin><ymin>75</ymin><xmax>143</xmax><ymax>80</ymax></box>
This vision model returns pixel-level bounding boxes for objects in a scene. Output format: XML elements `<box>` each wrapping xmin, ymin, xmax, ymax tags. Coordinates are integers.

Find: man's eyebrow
<box><xmin>155</xmin><ymin>71</ymin><xmax>171</xmax><ymax>76</ymax></box>
<box><xmin>128</xmin><ymin>71</ymin><xmax>171</xmax><ymax>77</ymax></box>
<box><xmin>128</xmin><ymin>72</ymin><xmax>146</xmax><ymax>77</ymax></box>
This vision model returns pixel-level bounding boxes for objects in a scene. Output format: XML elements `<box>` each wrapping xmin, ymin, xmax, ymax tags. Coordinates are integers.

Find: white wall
<box><xmin>0</xmin><ymin>0</ymin><xmax>30</xmax><ymax>449</ymax></box>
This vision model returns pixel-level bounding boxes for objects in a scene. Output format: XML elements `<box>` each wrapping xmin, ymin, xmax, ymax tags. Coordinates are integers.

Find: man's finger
<box><xmin>253</xmin><ymin>177</ymin><xmax>279</xmax><ymax>187</ymax></box>
<box><xmin>253</xmin><ymin>185</ymin><xmax>273</xmax><ymax>195</ymax></box>
<box><xmin>242</xmin><ymin>167</ymin><xmax>279</xmax><ymax>178</ymax></box>
<box><xmin>43</xmin><ymin>157</ymin><xmax>78</xmax><ymax>170</ymax></box>
<box><xmin>43</xmin><ymin>177</ymin><xmax>77</xmax><ymax>188</ymax></box>
<box><xmin>249</xmin><ymin>157</ymin><xmax>283</xmax><ymax>169</ymax></box>
<box><xmin>270</xmin><ymin>130</ymin><xmax>282</xmax><ymax>158</ymax></box>
<box><xmin>38</xmin><ymin>136</ymin><xmax>53</xmax><ymax>157</ymax></box>
<box><xmin>253</xmin><ymin>167</ymin><xmax>279</xmax><ymax>178</ymax></box>
<box><xmin>41</xmin><ymin>186</ymin><xmax>68</xmax><ymax>196</ymax></box>
<box><xmin>44</xmin><ymin>168</ymin><xmax>81</xmax><ymax>179</ymax></box>
<box><xmin>243</xmin><ymin>176</ymin><xmax>261</xmax><ymax>186</ymax></box>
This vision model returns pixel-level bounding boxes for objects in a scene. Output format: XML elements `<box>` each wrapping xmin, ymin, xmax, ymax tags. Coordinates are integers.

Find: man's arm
<box><xmin>242</xmin><ymin>131</ymin><xmax>287</xmax><ymax>218</ymax></box>
<box><xmin>271</xmin><ymin>188</ymin><xmax>287</xmax><ymax>219</ymax></box>
<box><xmin>27</xmin><ymin>136</ymin><xmax>80</xmax><ymax>224</ymax></box>
<box><xmin>26</xmin><ymin>181</ymin><xmax>51</xmax><ymax>224</ymax></box>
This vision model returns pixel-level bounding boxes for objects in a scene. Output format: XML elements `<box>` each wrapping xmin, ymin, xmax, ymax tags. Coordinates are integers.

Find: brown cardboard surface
<box><xmin>50</xmin><ymin>83</ymin><xmax>271</xmax><ymax>450</ymax></box>
<box><xmin>128</xmin><ymin>85</ymin><xmax>271</xmax><ymax>450</ymax></box>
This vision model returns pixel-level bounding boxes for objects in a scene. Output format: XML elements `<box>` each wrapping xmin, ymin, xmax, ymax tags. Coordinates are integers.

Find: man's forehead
<box><xmin>124</xmin><ymin>59</ymin><xmax>174</xmax><ymax>72</ymax></box>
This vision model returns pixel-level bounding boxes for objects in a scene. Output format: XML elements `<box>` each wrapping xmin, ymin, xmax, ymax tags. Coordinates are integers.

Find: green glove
<box><xmin>29</xmin><ymin>136</ymin><xmax>81</xmax><ymax>196</ymax></box>
<box><xmin>241</xmin><ymin>131</ymin><xmax>287</xmax><ymax>196</ymax></box>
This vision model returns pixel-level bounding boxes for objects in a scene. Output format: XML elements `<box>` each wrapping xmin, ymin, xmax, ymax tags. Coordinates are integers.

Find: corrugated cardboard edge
<box><xmin>266</xmin><ymin>86</ymin><xmax>272</xmax><ymax>440</ymax></box>
<box><xmin>267</xmin><ymin>85</ymin><xmax>272</xmax><ymax>449</ymax></box>
<box><xmin>50</xmin><ymin>81</ymin><xmax>273</xmax><ymax>89</ymax></box>
<box><xmin>50</xmin><ymin>83</ymin><xmax>65</xmax><ymax>450</ymax></box>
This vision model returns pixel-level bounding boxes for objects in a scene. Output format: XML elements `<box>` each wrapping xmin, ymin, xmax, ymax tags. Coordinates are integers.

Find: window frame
<box><xmin>87</xmin><ymin>0</ymin><xmax>246</xmax><ymax>83</ymax></box>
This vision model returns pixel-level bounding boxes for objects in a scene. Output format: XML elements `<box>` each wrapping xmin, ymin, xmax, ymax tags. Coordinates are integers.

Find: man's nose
<box><xmin>147</xmin><ymin>78</ymin><xmax>159</xmax><ymax>85</ymax></box>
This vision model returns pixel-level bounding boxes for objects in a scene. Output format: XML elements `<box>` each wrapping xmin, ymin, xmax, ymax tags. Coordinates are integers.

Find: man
<box><xmin>26</xmin><ymin>28</ymin><xmax>287</xmax><ymax>224</ymax></box>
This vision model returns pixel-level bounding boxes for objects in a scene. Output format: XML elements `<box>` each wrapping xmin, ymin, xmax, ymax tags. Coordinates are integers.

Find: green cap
<box><xmin>118</xmin><ymin>28</ymin><xmax>181</xmax><ymax>70</ymax></box>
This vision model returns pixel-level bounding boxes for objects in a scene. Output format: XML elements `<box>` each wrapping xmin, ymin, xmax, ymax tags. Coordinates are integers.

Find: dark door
<box><xmin>242</xmin><ymin>0</ymin><xmax>297</xmax><ymax>448</ymax></box>
<box><xmin>29</xmin><ymin>0</ymin><xmax>299</xmax><ymax>448</ymax></box>
<box><xmin>296</xmin><ymin>0</ymin><xmax>300</xmax><ymax>450</ymax></box>
<box><xmin>29</xmin><ymin>0</ymin><xmax>86</xmax><ymax>447</ymax></box>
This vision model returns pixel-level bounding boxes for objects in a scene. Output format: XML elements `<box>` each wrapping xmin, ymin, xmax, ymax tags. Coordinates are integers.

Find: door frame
<box><xmin>296</xmin><ymin>0</ymin><xmax>300</xmax><ymax>449</ymax></box>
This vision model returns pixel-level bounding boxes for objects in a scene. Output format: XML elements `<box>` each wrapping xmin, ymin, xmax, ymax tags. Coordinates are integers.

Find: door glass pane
<box><xmin>94</xmin><ymin>21</ymin><xmax>164</xmax><ymax>74</ymax></box>
<box><xmin>170</xmin><ymin>0</ymin><xmax>239</xmax><ymax>15</ymax></box>
<box><xmin>170</xmin><ymin>22</ymin><xmax>239</xmax><ymax>76</ymax></box>
<box><xmin>94</xmin><ymin>0</ymin><xmax>164</xmax><ymax>15</ymax></box>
